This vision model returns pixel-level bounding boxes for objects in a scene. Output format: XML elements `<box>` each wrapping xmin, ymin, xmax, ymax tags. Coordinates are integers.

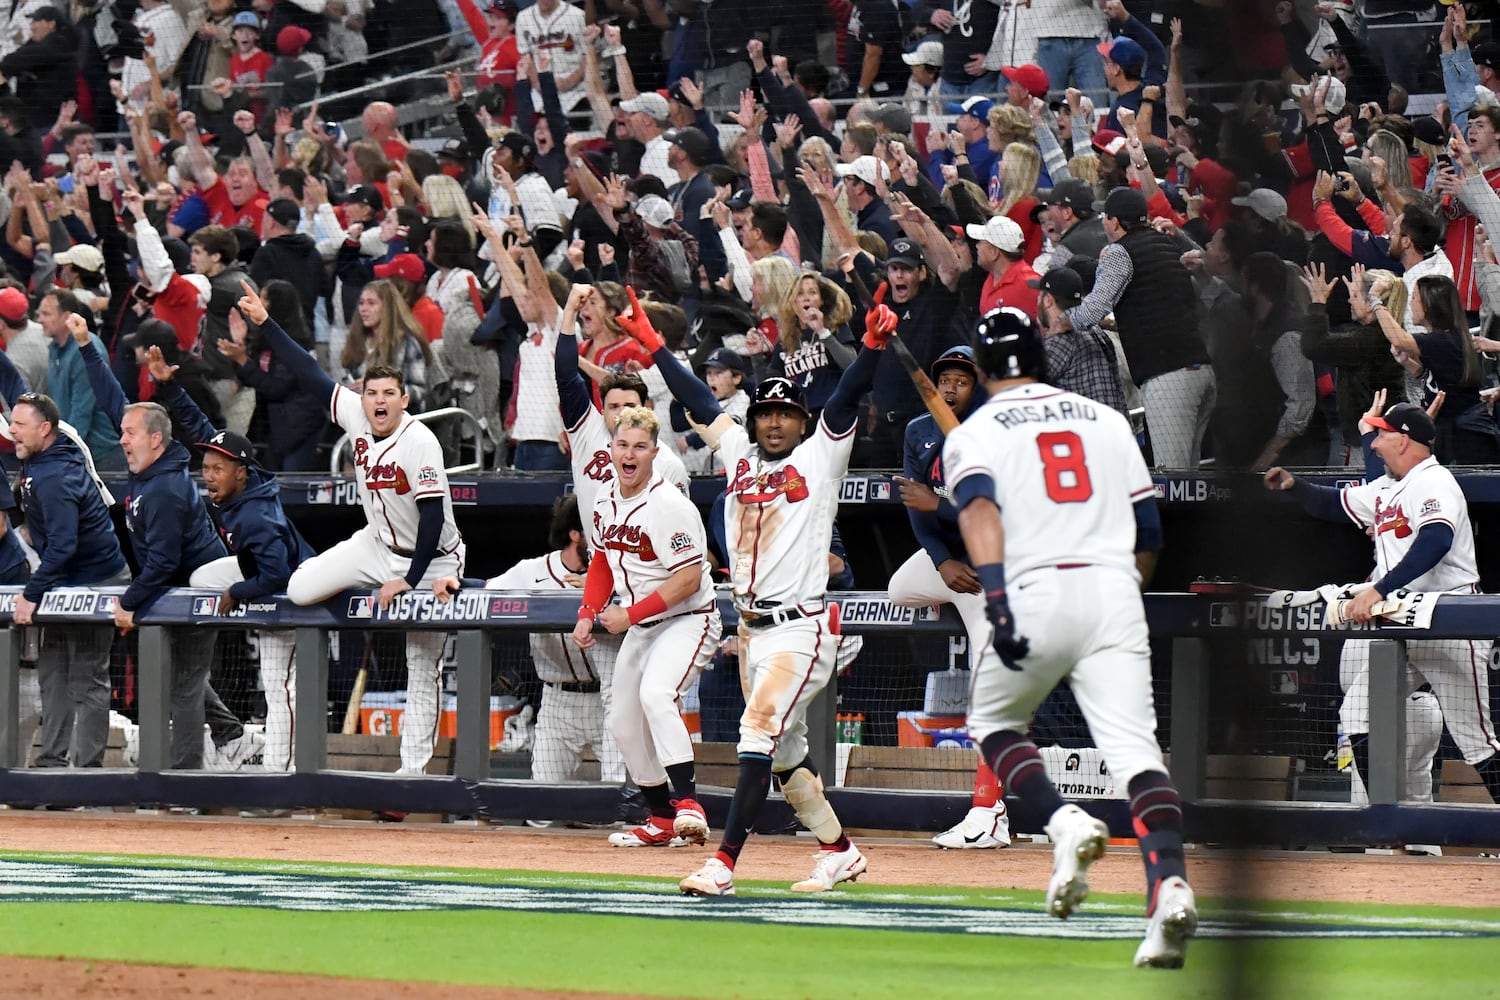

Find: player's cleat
<box><xmin>671</xmin><ymin>798</ymin><xmax>709</xmax><ymax>845</ymax></box>
<box><xmin>216</xmin><ymin>729</ymin><xmax>266</xmax><ymax>771</ymax></box>
<box><xmin>373</xmin><ymin>811</ymin><xmax>408</xmax><ymax>823</ymax></box>
<box><xmin>1044</xmin><ymin>804</ymin><xmax>1109</xmax><ymax>919</ymax></box>
<box><xmin>238</xmin><ymin>808</ymin><xmax>294</xmax><ymax>819</ymax></box>
<box><xmin>1133</xmin><ymin>876</ymin><xmax>1197</xmax><ymax>969</ymax></box>
<box><xmin>679</xmin><ymin>857</ymin><xmax>736</xmax><ymax>896</ymax></box>
<box><xmin>790</xmin><ymin>844</ymin><xmax>868</xmax><ymax>892</ymax></box>
<box><xmin>932</xmin><ymin>804</ymin><xmax>1012</xmax><ymax>849</ymax></box>
<box><xmin>607</xmin><ymin>817</ymin><xmax>687</xmax><ymax>847</ymax></box>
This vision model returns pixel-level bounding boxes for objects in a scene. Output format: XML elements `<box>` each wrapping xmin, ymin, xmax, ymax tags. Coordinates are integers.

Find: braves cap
<box><xmin>663</xmin><ymin>127</ymin><xmax>714</xmax><ymax>165</ymax></box>
<box><xmin>1366</xmin><ymin>402</ymin><xmax>1436</xmax><ymax>446</ymax></box>
<box><xmin>887</xmin><ymin>236</ymin><xmax>925</xmax><ymax>269</ymax></box>
<box><xmin>1097</xmin><ymin>36</ymin><xmax>1146</xmax><ymax>72</ymax></box>
<box><xmin>374</xmin><ymin>253</ymin><xmax>426</xmax><ymax>284</ymax></box>
<box><xmin>195</xmin><ymin>429</ymin><xmax>256</xmax><ymax>465</ymax></box>
<box><xmin>499</xmin><ymin>130</ymin><xmax>535</xmax><ymax>161</ymax></box>
<box><xmin>1026</xmin><ymin>266</ymin><xmax>1084</xmax><ymax>306</ymax></box>
<box><xmin>344</xmin><ymin>184</ymin><xmax>385</xmax><ymax>212</ymax></box>
<box><xmin>747</xmin><ymin>376</ymin><xmax>811</xmax><ymax>421</ymax></box>
<box><xmin>264</xmin><ymin>197</ymin><xmax>301</xmax><ymax>228</ymax></box>
<box><xmin>931</xmin><ymin>344</ymin><xmax>978</xmax><ymax>380</ymax></box>
<box><xmin>1039</xmin><ymin>178</ymin><xmax>1096</xmax><ymax>217</ymax></box>
<box><xmin>703</xmin><ymin>347</ymin><xmax>747</xmax><ymax>373</ymax></box>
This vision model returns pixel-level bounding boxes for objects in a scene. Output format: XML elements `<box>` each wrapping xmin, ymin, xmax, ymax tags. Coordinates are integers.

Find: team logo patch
<box><xmin>192</xmin><ymin>597</ymin><xmax>218</xmax><ymax>616</ymax></box>
<box><xmin>347</xmin><ymin>596</ymin><xmax>373</xmax><ymax>620</ymax></box>
<box><xmin>417</xmin><ymin>466</ymin><xmax>440</xmax><ymax>488</ymax></box>
<box><xmin>669</xmin><ymin>531</ymin><xmax>693</xmax><ymax>554</ymax></box>
<box><xmin>1421</xmin><ymin>498</ymin><xmax>1441</xmax><ymax>516</ymax></box>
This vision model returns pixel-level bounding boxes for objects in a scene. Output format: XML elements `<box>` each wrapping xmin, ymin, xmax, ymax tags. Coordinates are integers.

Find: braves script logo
<box><xmin>730</xmin><ymin>459</ymin><xmax>810</xmax><ymax>504</ymax></box>
<box><xmin>1373</xmin><ymin>497</ymin><xmax>1412</xmax><ymax>539</ymax></box>
<box><xmin>595</xmin><ymin>516</ymin><xmax>659</xmax><ymax>559</ymax></box>
<box><xmin>354</xmin><ymin>440</ymin><xmax>412</xmax><ymax>494</ymax></box>
<box><xmin>583</xmin><ymin>450</ymin><xmax>614</xmax><ymax>484</ymax></box>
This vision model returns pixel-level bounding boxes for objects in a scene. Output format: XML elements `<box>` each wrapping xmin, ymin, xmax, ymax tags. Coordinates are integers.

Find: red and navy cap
<box><xmin>195</xmin><ymin>429</ymin><xmax>256</xmax><ymax>465</ymax></box>
<box><xmin>931</xmin><ymin>345</ymin><xmax>979</xmax><ymax>380</ymax></box>
<box><xmin>1366</xmin><ymin>402</ymin><xmax>1436</xmax><ymax>446</ymax></box>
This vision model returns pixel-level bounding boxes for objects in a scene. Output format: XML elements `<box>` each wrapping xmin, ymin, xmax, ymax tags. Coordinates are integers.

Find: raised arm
<box><xmin>236</xmin><ymin>281</ymin><xmax>337</xmax><ymax>402</ymax></box>
<box><xmin>820</xmin><ymin>291</ymin><xmax>895</xmax><ymax>435</ymax></box>
<box><xmin>178</xmin><ymin>111</ymin><xmax>220</xmax><ymax>190</ymax></box>
<box><xmin>72</xmin><ymin>315</ymin><xmax>127</xmax><ymax>431</ymax></box>
<box><xmin>554</xmin><ymin>282</ymin><xmax>600</xmax><ymax>428</ymax></box>
<box><xmin>146</xmin><ymin>348</ymin><xmax>218</xmax><ymax>444</ymax></box>
<box><xmin>616</xmin><ymin>287</ymin><xmax>730</xmax><ymax>437</ymax></box>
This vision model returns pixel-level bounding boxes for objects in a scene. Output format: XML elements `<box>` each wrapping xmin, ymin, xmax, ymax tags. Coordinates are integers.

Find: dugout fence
<box><xmin>0</xmin><ymin>587</ymin><xmax>1496</xmax><ymax>846</ymax></box>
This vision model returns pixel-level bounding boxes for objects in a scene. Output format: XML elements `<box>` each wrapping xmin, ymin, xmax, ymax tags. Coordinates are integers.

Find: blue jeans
<box><xmin>513</xmin><ymin>439</ymin><xmax>569</xmax><ymax>471</ymax></box>
<box><xmin>1035</xmin><ymin>36</ymin><xmax>1109</xmax><ymax>105</ymax></box>
<box><xmin>939</xmin><ymin>73</ymin><xmax>998</xmax><ymax>98</ymax></box>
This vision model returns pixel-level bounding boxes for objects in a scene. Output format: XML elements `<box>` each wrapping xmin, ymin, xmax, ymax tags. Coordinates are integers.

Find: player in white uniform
<box><xmin>571</xmin><ymin>406</ymin><xmax>720</xmax><ymax>847</ymax></box>
<box><xmin>555</xmin><ymin>284</ymin><xmax>688</xmax><ymax>519</ymax></box>
<box><xmin>242</xmin><ymin>284</ymin><xmax>465</xmax><ymax>777</ymax></box>
<box><xmin>1266</xmin><ymin>398</ymin><xmax>1500</xmax><ymax>804</ymax></box>
<box><xmin>943</xmin><ymin>308</ymin><xmax>1196</xmax><ymax>969</ymax></box>
<box><xmin>433</xmin><ymin>495</ymin><xmax>625</xmax><ymax>784</ymax></box>
<box><xmin>614</xmin><ymin>285</ymin><xmax>894</xmax><ymax>896</ymax></box>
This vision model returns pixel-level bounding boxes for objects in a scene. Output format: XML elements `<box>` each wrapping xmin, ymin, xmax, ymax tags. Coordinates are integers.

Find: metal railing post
<box><xmin>1169</xmin><ymin>637</ymin><xmax>1209</xmax><ymax>803</ymax></box>
<box><xmin>454</xmin><ymin>629</ymin><xmax>492</xmax><ymax>781</ymax></box>
<box><xmin>1367</xmin><ymin>638</ymin><xmax>1408</xmax><ymax>805</ymax></box>
<box><xmin>137</xmin><ymin>626</ymin><xmax>173</xmax><ymax>772</ymax></box>
<box><xmin>295</xmin><ymin>628</ymin><xmax>329</xmax><ymax>773</ymax></box>
<box><xmin>808</xmin><ymin>674</ymin><xmax>837</xmax><ymax>779</ymax></box>
<box><xmin>0</xmin><ymin>628</ymin><xmax>20</xmax><ymax>767</ymax></box>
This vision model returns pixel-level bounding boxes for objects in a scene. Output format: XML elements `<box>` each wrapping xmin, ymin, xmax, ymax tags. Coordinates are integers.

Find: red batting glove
<box><xmin>615</xmin><ymin>286</ymin><xmax>665</xmax><ymax>353</ymax></box>
<box><xmin>863</xmin><ymin>298</ymin><xmax>897</xmax><ymax>349</ymax></box>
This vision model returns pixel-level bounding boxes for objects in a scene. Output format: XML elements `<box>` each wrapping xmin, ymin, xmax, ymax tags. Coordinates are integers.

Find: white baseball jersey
<box><xmin>568</xmin><ymin>407</ymin><xmax>689</xmax><ymax>516</ymax></box>
<box><xmin>1339</xmin><ymin>455</ymin><xmax>1478</xmax><ymax>593</ymax></box>
<box><xmin>488</xmin><ymin>551</ymin><xmax>619</xmax><ymax>686</ymax></box>
<box><xmin>590</xmin><ymin>473</ymin><xmax>714</xmax><ymax>623</ymax></box>
<box><xmin>513</xmin><ymin>311</ymin><xmax>565</xmax><ymax>443</ymax></box>
<box><xmin>943</xmin><ymin>383</ymin><xmax>1154</xmax><ymax>584</ymax></box>
<box><xmin>331</xmin><ymin>385</ymin><xmax>462</xmax><ymax>555</ymax></box>
<box><xmin>717</xmin><ymin>415</ymin><xmax>854</xmax><ymax>610</ymax></box>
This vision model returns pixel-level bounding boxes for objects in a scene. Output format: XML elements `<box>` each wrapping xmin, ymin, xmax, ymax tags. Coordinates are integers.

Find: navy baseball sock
<box><xmin>1127</xmin><ymin>771</ymin><xmax>1186</xmax><ymax>908</ymax></box>
<box><xmin>639</xmin><ymin>782</ymin><xmax>674</xmax><ymax>820</ymax></box>
<box><xmin>715</xmin><ymin>753</ymin><xmax>773</xmax><ymax>869</ymax></box>
<box><xmin>665</xmin><ymin>761</ymin><xmax>697</xmax><ymax>802</ymax></box>
<box><xmin>1473</xmin><ymin>753</ymin><xmax>1500</xmax><ymax>802</ymax></box>
<box><xmin>981</xmin><ymin>731</ymin><xmax>1065</xmax><ymax>820</ymax></box>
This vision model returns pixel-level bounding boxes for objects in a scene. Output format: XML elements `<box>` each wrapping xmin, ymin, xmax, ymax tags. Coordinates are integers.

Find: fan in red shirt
<box><xmin>361</xmin><ymin>101</ymin><xmax>410</xmax><ymax>163</ymax></box>
<box><xmin>967</xmin><ymin>216</ymin><xmax>1040</xmax><ymax>319</ymax></box>
<box><xmin>228</xmin><ymin>11</ymin><xmax>273</xmax><ymax>117</ymax></box>
<box><xmin>460</xmin><ymin>0</ymin><xmax>519</xmax><ymax>125</ymax></box>
<box><xmin>575</xmin><ymin>282</ymin><xmax>654</xmax><ymax>400</ymax></box>
<box><xmin>179</xmin><ymin>110</ymin><xmax>269</xmax><ymax>231</ymax></box>
<box><xmin>376</xmin><ymin>253</ymin><xmax>445</xmax><ymax>343</ymax></box>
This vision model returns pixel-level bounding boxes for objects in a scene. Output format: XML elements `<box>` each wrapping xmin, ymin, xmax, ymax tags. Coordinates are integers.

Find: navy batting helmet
<box><xmin>931</xmin><ymin>344</ymin><xmax>979</xmax><ymax>381</ymax></box>
<box><xmin>746</xmin><ymin>376</ymin><xmax>811</xmax><ymax>422</ymax></box>
<box><xmin>973</xmin><ymin>307</ymin><xmax>1047</xmax><ymax>382</ymax></box>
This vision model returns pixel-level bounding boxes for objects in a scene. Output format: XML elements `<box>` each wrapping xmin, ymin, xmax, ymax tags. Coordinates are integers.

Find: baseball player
<box><xmin>241</xmin><ymin>282</ymin><xmax>465</xmax><ymax>776</ymax></box>
<box><xmin>943</xmin><ymin>307</ymin><xmax>1196</xmax><ymax>968</ymax></box>
<box><xmin>432</xmin><ymin>495</ymin><xmax>625</xmax><ymax>786</ymax></box>
<box><xmin>616</xmin><ymin>284</ymin><xmax>894</xmax><ymax>896</ymax></box>
<box><xmin>143</xmin><ymin>344</ymin><xmax>315</xmax><ymax>774</ymax></box>
<box><xmin>1265</xmin><ymin>396</ymin><xmax>1500</xmax><ymax>804</ymax></box>
<box><xmin>887</xmin><ymin>345</ymin><xmax>1010</xmax><ymax>850</ymax></box>
<box><xmin>570</xmin><ymin>406</ymin><xmax>719</xmax><ymax>847</ymax></box>
<box><xmin>556</xmin><ymin>283</ymin><xmax>688</xmax><ymax>518</ymax></box>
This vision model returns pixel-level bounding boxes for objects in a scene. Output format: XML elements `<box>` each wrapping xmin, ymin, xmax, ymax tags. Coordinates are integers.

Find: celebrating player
<box><xmin>570</xmin><ymin>405</ymin><xmax>719</xmax><ymax>847</ymax></box>
<box><xmin>620</xmin><ymin>284</ymin><xmax>893</xmax><ymax>896</ymax></box>
<box><xmin>1264</xmin><ymin>396</ymin><xmax>1500</xmax><ymax>804</ymax></box>
<box><xmin>432</xmin><ymin>495</ymin><xmax>625</xmax><ymax>786</ymax></box>
<box><xmin>240</xmin><ymin>281</ymin><xmax>466</xmax><ymax>777</ymax></box>
<box><xmin>943</xmin><ymin>307</ymin><xmax>1197</xmax><ymax>968</ymax></box>
<box><xmin>887</xmin><ymin>345</ymin><xmax>1010</xmax><ymax>850</ymax></box>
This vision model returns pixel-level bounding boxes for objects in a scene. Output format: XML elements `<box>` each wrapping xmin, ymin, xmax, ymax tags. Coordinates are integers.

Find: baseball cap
<box><xmin>835</xmin><ymin>154</ymin><xmax>890</xmax><ymax>189</ymax></box>
<box><xmin>944</xmin><ymin>95</ymin><xmax>994</xmax><ymax>122</ymax></box>
<box><xmin>725</xmin><ymin>187</ymin><xmax>753</xmax><ymax>212</ymax></box>
<box><xmin>620</xmin><ymin>92</ymin><xmax>671</xmax><ymax>120</ymax></box>
<box><xmin>703</xmin><ymin>347</ymin><xmax>747</xmax><ymax>373</ymax></box>
<box><xmin>1412</xmin><ymin>116</ymin><xmax>1446</xmax><ymax>147</ymax></box>
<box><xmin>54</xmin><ymin>244</ymin><xmax>104</xmax><ymax>272</ymax></box>
<box><xmin>483</xmin><ymin>0</ymin><xmax>519</xmax><ymax>17</ymax></box>
<box><xmin>1474</xmin><ymin>41</ymin><xmax>1500</xmax><ymax>71</ymax></box>
<box><xmin>374</xmin><ymin>253</ymin><xmax>426</xmax><ymax>284</ymax></box>
<box><xmin>965</xmin><ymin>216</ymin><xmax>1025</xmax><ymax>253</ymax></box>
<box><xmin>1290</xmin><ymin>75</ymin><xmax>1347</xmax><ymax>115</ymax></box>
<box><xmin>231</xmin><ymin>11</ymin><xmax>260</xmax><ymax>30</ymax></box>
<box><xmin>344</xmin><ymin>184</ymin><xmax>385</xmax><ymax>212</ymax></box>
<box><xmin>1039</xmin><ymin>178</ymin><xmax>1096</xmax><ymax>217</ymax></box>
<box><xmin>663</xmin><ymin>126</ymin><xmax>714</xmax><ymax>164</ymax></box>
<box><xmin>499</xmin><ymin>130</ymin><xmax>535</xmax><ymax>161</ymax></box>
<box><xmin>1231</xmin><ymin>187</ymin><xmax>1288</xmax><ymax>223</ymax></box>
<box><xmin>123</xmin><ymin>319</ymin><xmax>178</xmax><ymax>353</ymax></box>
<box><xmin>931</xmin><ymin>344</ymin><xmax>978</xmax><ymax>381</ymax></box>
<box><xmin>27</xmin><ymin>5</ymin><xmax>62</xmax><ymax>21</ymax></box>
<box><xmin>264</xmin><ymin>197</ymin><xmax>300</xmax><ymax>228</ymax></box>
<box><xmin>635</xmin><ymin>194</ymin><xmax>675</xmax><ymax>229</ymax></box>
<box><xmin>1001</xmin><ymin>64</ymin><xmax>1050</xmax><ymax>99</ymax></box>
<box><xmin>277</xmin><ymin>25</ymin><xmax>311</xmax><ymax>56</ymax></box>
<box><xmin>902</xmin><ymin>40</ymin><xmax>944</xmax><ymax>68</ymax></box>
<box><xmin>877</xmin><ymin>103</ymin><xmax>913</xmax><ymax>134</ymax></box>
<box><xmin>1026</xmin><ymin>266</ymin><xmax>1084</xmax><ymax>306</ymax></box>
<box><xmin>1102</xmin><ymin>185</ymin><xmax>1149</xmax><ymax>225</ymax></box>
<box><xmin>1097</xmin><ymin>36</ymin><xmax>1146</xmax><ymax>73</ymax></box>
<box><xmin>0</xmin><ymin>287</ymin><xmax>28</xmax><ymax>324</ymax></box>
<box><xmin>886</xmin><ymin>236</ymin><xmax>925</xmax><ymax>269</ymax></box>
<box><xmin>1366</xmin><ymin>402</ymin><xmax>1436</xmax><ymax>446</ymax></box>
<box><xmin>1091</xmin><ymin>128</ymin><xmax>1127</xmax><ymax>158</ymax></box>
<box><xmin>437</xmin><ymin>137</ymin><xmax>470</xmax><ymax>160</ymax></box>
<box><xmin>195</xmin><ymin>428</ymin><xmax>257</xmax><ymax>465</ymax></box>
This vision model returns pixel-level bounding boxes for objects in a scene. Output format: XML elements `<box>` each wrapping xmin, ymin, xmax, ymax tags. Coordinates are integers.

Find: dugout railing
<box><xmin>0</xmin><ymin>587</ymin><xmax>1496</xmax><ymax>847</ymax></box>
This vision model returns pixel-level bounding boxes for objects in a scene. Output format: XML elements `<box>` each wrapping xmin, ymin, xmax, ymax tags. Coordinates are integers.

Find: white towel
<box><xmin>1265</xmin><ymin>584</ymin><xmax>1440</xmax><ymax>630</ymax></box>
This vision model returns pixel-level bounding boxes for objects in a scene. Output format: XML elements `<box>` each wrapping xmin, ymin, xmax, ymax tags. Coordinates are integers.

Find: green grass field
<box><xmin>2</xmin><ymin>851</ymin><xmax>1498</xmax><ymax>999</ymax></box>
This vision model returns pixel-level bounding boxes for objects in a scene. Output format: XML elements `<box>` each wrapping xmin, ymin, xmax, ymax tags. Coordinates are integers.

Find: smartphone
<box><xmin>57</xmin><ymin>175</ymin><xmax>74</xmax><ymax>194</ymax></box>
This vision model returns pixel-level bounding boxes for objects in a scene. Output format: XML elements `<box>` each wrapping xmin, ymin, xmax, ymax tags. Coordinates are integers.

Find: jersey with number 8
<box><xmin>942</xmin><ymin>384</ymin><xmax>1155</xmax><ymax>583</ymax></box>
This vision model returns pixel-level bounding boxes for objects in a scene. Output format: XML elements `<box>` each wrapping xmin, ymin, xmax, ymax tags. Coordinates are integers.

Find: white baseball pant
<box><xmin>286</xmin><ymin>527</ymin><xmax>465</xmax><ymax>774</ymax></box>
<box><xmin>737</xmin><ymin>608</ymin><xmax>840</xmax><ymax>770</ymax></box>
<box><xmin>967</xmin><ymin>565</ymin><xmax>1168</xmax><ymax>787</ymax></box>
<box><xmin>608</xmin><ymin>610</ymin><xmax>719</xmax><ymax>788</ymax></box>
<box><xmin>191</xmin><ymin>556</ymin><xmax>298</xmax><ymax>772</ymax></box>
<box><xmin>888</xmin><ymin>549</ymin><xmax>991</xmax><ymax>663</ymax></box>
<box><xmin>532</xmin><ymin>685</ymin><xmax>625</xmax><ymax>782</ymax></box>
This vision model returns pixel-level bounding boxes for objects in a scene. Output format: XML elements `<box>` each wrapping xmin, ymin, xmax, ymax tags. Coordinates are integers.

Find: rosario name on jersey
<box><xmin>568</xmin><ymin>409</ymin><xmax>690</xmax><ymax>515</ymax></box>
<box><xmin>718</xmin><ymin>416</ymin><xmax>855</xmax><ymax>610</ymax></box>
<box><xmin>590</xmin><ymin>473</ymin><xmax>715</xmax><ymax>622</ymax></box>
<box><xmin>487</xmin><ymin>551</ymin><xmax>614</xmax><ymax>686</ymax></box>
<box><xmin>332</xmin><ymin>386</ymin><xmax>462</xmax><ymax>555</ymax></box>
<box><xmin>1339</xmin><ymin>455</ymin><xmax>1478</xmax><ymax>592</ymax></box>
<box><xmin>943</xmin><ymin>384</ymin><xmax>1154</xmax><ymax>583</ymax></box>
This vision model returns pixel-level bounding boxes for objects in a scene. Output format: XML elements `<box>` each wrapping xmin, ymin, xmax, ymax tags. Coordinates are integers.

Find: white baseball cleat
<box><xmin>607</xmin><ymin>818</ymin><xmax>688</xmax><ymax>847</ymax></box>
<box><xmin>671</xmin><ymin>798</ymin><xmax>709</xmax><ymax>845</ymax></box>
<box><xmin>790</xmin><ymin>844</ymin><xmax>868</xmax><ymax>892</ymax></box>
<box><xmin>1133</xmin><ymin>876</ymin><xmax>1198</xmax><ymax>969</ymax></box>
<box><xmin>215</xmin><ymin>730</ymin><xmax>266</xmax><ymax>771</ymax></box>
<box><xmin>680</xmin><ymin>857</ymin><xmax>736</xmax><ymax>896</ymax></box>
<box><xmin>1044</xmin><ymin>804</ymin><xmax>1109</xmax><ymax>920</ymax></box>
<box><xmin>932</xmin><ymin>804</ymin><xmax>1012</xmax><ymax>849</ymax></box>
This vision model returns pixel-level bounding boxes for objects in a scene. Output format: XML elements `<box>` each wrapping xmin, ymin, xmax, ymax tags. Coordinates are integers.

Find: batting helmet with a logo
<box><xmin>973</xmin><ymin>307</ymin><xmax>1048</xmax><ymax>383</ymax></box>
<box><xmin>746</xmin><ymin>376</ymin><xmax>811</xmax><ymax>424</ymax></box>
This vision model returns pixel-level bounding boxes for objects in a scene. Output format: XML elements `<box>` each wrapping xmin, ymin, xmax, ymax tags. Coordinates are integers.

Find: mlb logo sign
<box><xmin>98</xmin><ymin>596</ymin><xmax>117</xmax><ymax>614</ymax></box>
<box><xmin>192</xmin><ymin>597</ymin><xmax>218</xmax><ymax>616</ymax></box>
<box><xmin>870</xmin><ymin>481</ymin><xmax>891</xmax><ymax>501</ymax></box>
<box><xmin>1208</xmin><ymin>603</ymin><xmax>1238</xmax><ymax>628</ymax></box>
<box><xmin>347</xmin><ymin>596</ymin><xmax>374</xmax><ymax>620</ymax></box>
<box><xmin>918</xmin><ymin>605</ymin><xmax>940</xmax><ymax>622</ymax></box>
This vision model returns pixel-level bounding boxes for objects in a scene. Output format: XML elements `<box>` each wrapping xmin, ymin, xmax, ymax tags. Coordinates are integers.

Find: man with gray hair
<box><xmin>619</xmin><ymin>93</ymin><xmax>676</xmax><ymax>187</ymax></box>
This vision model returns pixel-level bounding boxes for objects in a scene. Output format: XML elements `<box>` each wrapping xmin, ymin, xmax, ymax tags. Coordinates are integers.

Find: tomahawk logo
<box><xmin>192</xmin><ymin>597</ymin><xmax>218</xmax><ymax>616</ymax></box>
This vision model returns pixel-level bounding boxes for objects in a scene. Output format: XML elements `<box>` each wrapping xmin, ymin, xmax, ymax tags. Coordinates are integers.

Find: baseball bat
<box><xmin>341</xmin><ymin>635</ymin><xmax>375</xmax><ymax>735</ymax></box>
<box><xmin>890</xmin><ymin>333</ymin><xmax>961</xmax><ymax>435</ymax></box>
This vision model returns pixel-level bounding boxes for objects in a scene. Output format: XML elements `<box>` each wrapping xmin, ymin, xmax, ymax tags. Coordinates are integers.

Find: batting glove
<box><xmin>985</xmin><ymin>590</ymin><xmax>1029</xmax><ymax>671</ymax></box>
<box><xmin>863</xmin><ymin>282</ymin><xmax>897</xmax><ymax>350</ymax></box>
<box><xmin>616</xmin><ymin>286</ymin><xmax>665</xmax><ymax>352</ymax></box>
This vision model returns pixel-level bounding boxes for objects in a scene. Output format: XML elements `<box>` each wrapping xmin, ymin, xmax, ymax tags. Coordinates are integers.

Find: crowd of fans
<box><xmin>0</xmin><ymin>1</ymin><xmax>1493</xmax><ymax>475</ymax></box>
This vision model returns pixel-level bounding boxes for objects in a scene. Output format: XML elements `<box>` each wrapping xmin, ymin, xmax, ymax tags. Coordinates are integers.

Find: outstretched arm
<box><xmin>72</xmin><ymin>316</ymin><xmax>127</xmax><ymax>431</ymax></box>
<box><xmin>555</xmin><ymin>282</ymin><xmax>599</xmax><ymax>428</ymax></box>
<box><xmin>616</xmin><ymin>287</ymin><xmax>729</xmax><ymax>438</ymax></box>
<box><xmin>146</xmin><ymin>349</ymin><xmax>217</xmax><ymax>444</ymax></box>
